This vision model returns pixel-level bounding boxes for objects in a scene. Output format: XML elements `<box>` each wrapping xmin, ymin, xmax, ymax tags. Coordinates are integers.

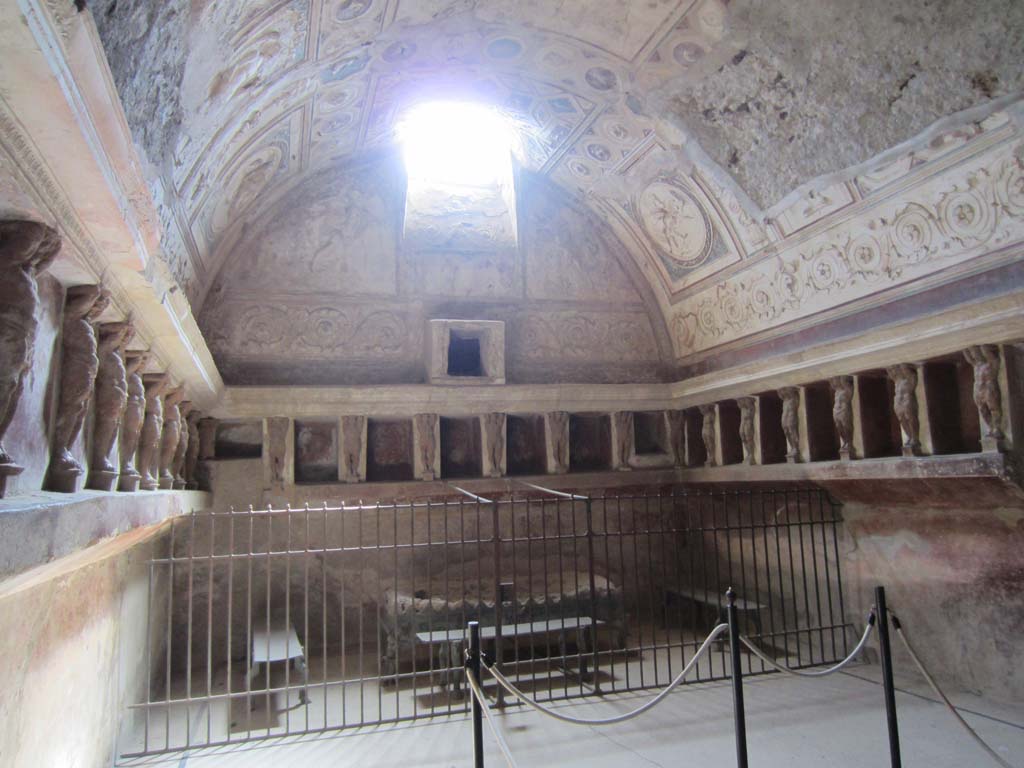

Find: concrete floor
<box><xmin>117</xmin><ymin>664</ymin><xmax>1023</xmax><ymax>767</ymax></box>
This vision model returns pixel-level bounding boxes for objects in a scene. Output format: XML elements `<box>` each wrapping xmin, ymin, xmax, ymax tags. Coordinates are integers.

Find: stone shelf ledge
<box><xmin>680</xmin><ymin>452</ymin><xmax>1023</xmax><ymax>506</ymax></box>
<box><xmin>0</xmin><ymin>489</ymin><xmax>210</xmax><ymax>581</ymax></box>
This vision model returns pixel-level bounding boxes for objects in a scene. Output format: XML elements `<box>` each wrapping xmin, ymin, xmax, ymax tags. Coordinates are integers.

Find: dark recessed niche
<box><xmin>858</xmin><ymin>374</ymin><xmax>902</xmax><ymax>458</ymax></box>
<box><xmin>294</xmin><ymin>420</ymin><xmax>338</xmax><ymax>483</ymax></box>
<box><xmin>214</xmin><ymin>421</ymin><xmax>262</xmax><ymax>459</ymax></box>
<box><xmin>506</xmin><ymin>415</ymin><xmax>547</xmax><ymax>476</ymax></box>
<box><xmin>925</xmin><ymin>360</ymin><xmax>981</xmax><ymax>454</ymax></box>
<box><xmin>366</xmin><ymin>419</ymin><xmax>415</xmax><ymax>482</ymax></box>
<box><xmin>718</xmin><ymin>401</ymin><xmax>745</xmax><ymax>465</ymax></box>
<box><xmin>683</xmin><ymin>408</ymin><xmax>706</xmax><ymax>467</ymax></box>
<box><xmin>569</xmin><ymin>413</ymin><xmax>612</xmax><ymax>472</ymax></box>
<box><xmin>633</xmin><ymin>412</ymin><xmax>668</xmax><ymax>456</ymax></box>
<box><xmin>440</xmin><ymin>417</ymin><xmax>483</xmax><ymax>478</ymax></box>
<box><xmin>757</xmin><ymin>393</ymin><xmax>787</xmax><ymax>464</ymax></box>
<box><xmin>804</xmin><ymin>383</ymin><xmax>840</xmax><ymax>461</ymax></box>
<box><xmin>447</xmin><ymin>332</ymin><xmax>483</xmax><ymax>377</ymax></box>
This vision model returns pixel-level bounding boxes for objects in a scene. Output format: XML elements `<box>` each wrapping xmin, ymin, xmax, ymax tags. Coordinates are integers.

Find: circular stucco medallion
<box><xmin>638</xmin><ymin>181</ymin><xmax>713</xmax><ymax>267</ymax></box>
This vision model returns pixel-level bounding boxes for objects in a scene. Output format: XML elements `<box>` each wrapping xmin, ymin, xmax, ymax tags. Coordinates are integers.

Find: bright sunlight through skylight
<box><xmin>398</xmin><ymin>101</ymin><xmax>516</xmax><ymax>187</ymax></box>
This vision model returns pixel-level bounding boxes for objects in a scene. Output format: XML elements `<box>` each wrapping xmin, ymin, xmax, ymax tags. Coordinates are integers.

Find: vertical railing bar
<box><xmin>443</xmin><ymin>499</ymin><xmax>451</xmax><ymax>716</ymax></box>
<box><xmin>510</xmin><ymin>497</ymin><xmax>520</xmax><ymax>681</ymax></box>
<box><xmin>492</xmin><ymin>498</ymin><xmax>504</xmax><ymax>708</ymax></box>
<box><xmin>264</xmin><ymin>508</ymin><xmax>272</xmax><ymax>735</ymax></box>
<box><xmin>186</xmin><ymin>512</ymin><xmax>196</xmax><ymax>749</ymax></box>
<box><xmin>817</xmin><ymin>492</ymin><xmax>838</xmax><ymax>660</ymax></box>
<box><xmin>644</xmin><ymin>492</ymin><xmax>658</xmax><ymax>686</ymax></box>
<box><xmin>206</xmin><ymin>511</ymin><xmax>215</xmax><ymax>745</ymax></box>
<box><xmin>526</xmin><ymin>497</ymin><xmax>537</xmax><ymax>693</ymax></box>
<box><xmin>393</xmin><ymin>501</ymin><xmax>400</xmax><ymax>718</ymax></box>
<box><xmin>284</xmin><ymin>505</ymin><xmax>292</xmax><ymax>736</ymax></box>
<box><xmin>585</xmin><ymin>498</ymin><xmax>600</xmax><ymax>696</ymax></box>
<box><xmin>304</xmin><ymin>503</ymin><xmax>311</xmax><ymax>733</ymax></box>
<box><xmin>832</xmin><ymin>496</ymin><xmax>850</xmax><ymax>658</ymax></box>
<box><xmin>783</xmin><ymin>489</ymin><xmax>802</xmax><ymax>666</ymax></box>
<box><xmin>245</xmin><ymin>506</ymin><xmax>254</xmax><ymax>737</ymax></box>
<box><xmin>724</xmin><ymin>492</ymin><xmax>737</xmax><ymax>675</ymax></box>
<box><xmin>375</xmin><ymin>501</ymin><xmax>383</xmax><ymax>723</ymax></box>
<box><xmin>226</xmin><ymin>509</ymin><xmax>235</xmax><ymax>743</ymax></box>
<box><xmin>321</xmin><ymin>503</ymin><xmax>328</xmax><ymax>732</ymax></box>
<box><xmin>410</xmin><ymin>498</ymin><xmax>418</xmax><ymax>719</ymax></box>
<box><xmin>711</xmin><ymin>492</ymin><xmax>725</xmax><ymax>678</ymax></box>
<box><xmin>144</xmin><ymin>558</ymin><xmax>153</xmax><ymax>754</ymax></box>
<box><xmin>770</xmin><ymin>490</ymin><xmax>790</xmax><ymax>665</ymax></box>
<box><xmin>616</xmin><ymin>494</ymin><xmax>631</xmax><ymax>691</ymax></box>
<box><xmin>357</xmin><ymin>501</ymin><xmax>364</xmax><ymax>726</ymax></box>
<box><xmin>554</xmin><ymin>496</ymin><xmax>568</xmax><ymax>700</ymax></box>
<box><xmin>629</xmin><ymin>493</ymin><xmax>644</xmax><ymax>689</ymax></box>
<box><xmin>426</xmin><ymin>499</ymin><xmax>435</xmax><ymax>714</ymax></box>
<box><xmin>569</xmin><ymin>497</ymin><xmax>582</xmax><ymax>698</ymax></box>
<box><xmin>735</xmin><ymin>491</ymin><xmax>753</xmax><ymax>676</ymax></box>
<box><xmin>806</xmin><ymin>490</ymin><xmax>826</xmax><ymax>664</ymax></box>
<box><xmin>601</xmin><ymin>495</ymin><xmax>616</xmax><ymax>693</ymax></box>
<box><xmin>749</xmin><ymin>490</ymin><xmax>766</xmax><ymax>674</ymax></box>
<box><xmin>794</xmin><ymin>491</ymin><xmax>814</xmax><ymax>665</ymax></box>
<box><xmin>167</xmin><ymin>516</ymin><xmax>176</xmax><ymax>751</ymax></box>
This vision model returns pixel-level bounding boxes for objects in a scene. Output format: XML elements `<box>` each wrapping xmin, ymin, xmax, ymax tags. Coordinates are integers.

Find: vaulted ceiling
<box><xmin>92</xmin><ymin>0</ymin><xmax>1024</xmax><ymax>382</ymax></box>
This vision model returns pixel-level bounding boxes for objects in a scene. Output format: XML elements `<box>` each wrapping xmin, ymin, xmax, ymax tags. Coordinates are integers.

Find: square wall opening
<box><xmin>294</xmin><ymin>420</ymin><xmax>338</xmax><ymax>483</ymax></box>
<box><xmin>366</xmin><ymin>419</ymin><xmax>415</xmax><ymax>482</ymax></box>
<box><xmin>569</xmin><ymin>413</ymin><xmax>612</xmax><ymax>472</ymax></box>
<box><xmin>506</xmin><ymin>415</ymin><xmax>547</xmax><ymax>476</ymax></box>
<box><xmin>447</xmin><ymin>332</ymin><xmax>483</xmax><ymax>377</ymax></box>
<box><xmin>440</xmin><ymin>417</ymin><xmax>483</xmax><ymax>478</ymax></box>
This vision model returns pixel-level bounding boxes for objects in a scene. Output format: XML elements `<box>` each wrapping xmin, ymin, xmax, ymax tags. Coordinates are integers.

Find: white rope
<box><xmin>482</xmin><ymin>623</ymin><xmax>729</xmax><ymax>726</ymax></box>
<box><xmin>739</xmin><ymin>615</ymin><xmax>875</xmax><ymax>678</ymax></box>
<box><xmin>891</xmin><ymin>616</ymin><xmax>1016</xmax><ymax>768</ymax></box>
<box><xmin>466</xmin><ymin>667</ymin><xmax>520</xmax><ymax>768</ymax></box>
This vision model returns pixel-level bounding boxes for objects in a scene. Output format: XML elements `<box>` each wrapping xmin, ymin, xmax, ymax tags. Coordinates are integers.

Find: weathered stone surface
<box><xmin>0</xmin><ymin>220</ymin><xmax>59</xmax><ymax>494</ymax></box>
<box><xmin>887</xmin><ymin>364</ymin><xmax>921</xmax><ymax>456</ymax></box>
<box><xmin>698</xmin><ymin>404</ymin><xmax>716</xmax><ymax>468</ymax></box>
<box><xmin>87</xmin><ymin>322</ymin><xmax>134</xmax><ymax>491</ymax></box>
<box><xmin>830</xmin><ymin>376</ymin><xmax>855</xmax><ymax>461</ymax></box>
<box><xmin>138</xmin><ymin>373</ymin><xmax>171</xmax><ymax>491</ymax></box>
<box><xmin>184</xmin><ymin>410</ymin><xmax>201</xmax><ymax>489</ymax></box>
<box><xmin>47</xmin><ymin>285</ymin><xmax>111</xmax><ymax>492</ymax></box>
<box><xmin>737</xmin><ymin>397</ymin><xmax>756</xmax><ymax>465</ymax></box>
<box><xmin>779</xmin><ymin>387</ymin><xmax>801</xmax><ymax>463</ymax></box>
<box><xmin>481</xmin><ymin>412</ymin><xmax>506</xmax><ymax>478</ymax></box>
<box><xmin>117</xmin><ymin>351</ymin><xmax>150</xmax><ymax>492</ymax></box>
<box><xmin>546</xmin><ymin>411</ymin><xmax>570</xmax><ymax>475</ymax></box>
<box><xmin>663</xmin><ymin>0</ymin><xmax>1024</xmax><ymax>209</ymax></box>
<box><xmin>964</xmin><ymin>345</ymin><xmax>1005</xmax><ymax>449</ymax></box>
<box><xmin>158</xmin><ymin>386</ymin><xmax>185</xmax><ymax>489</ymax></box>
<box><xmin>172</xmin><ymin>403</ymin><xmax>192</xmax><ymax>488</ymax></box>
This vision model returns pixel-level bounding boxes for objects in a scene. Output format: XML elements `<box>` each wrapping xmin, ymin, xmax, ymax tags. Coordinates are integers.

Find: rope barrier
<box><xmin>739</xmin><ymin>612</ymin><xmax>876</xmax><ymax>678</ymax></box>
<box><xmin>480</xmin><ymin>623</ymin><xmax>730</xmax><ymax>726</ymax></box>
<box><xmin>466</xmin><ymin>666</ymin><xmax>520</xmax><ymax>768</ymax></box>
<box><xmin>891</xmin><ymin>615</ymin><xmax>1016</xmax><ymax>768</ymax></box>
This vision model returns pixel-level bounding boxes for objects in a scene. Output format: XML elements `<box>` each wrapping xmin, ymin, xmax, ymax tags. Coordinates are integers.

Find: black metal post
<box><xmin>726</xmin><ymin>587</ymin><xmax>749</xmax><ymax>768</ymax></box>
<box><xmin>467</xmin><ymin>621</ymin><xmax>485</xmax><ymax>768</ymax></box>
<box><xmin>875</xmin><ymin>586</ymin><xmax>902</xmax><ymax>768</ymax></box>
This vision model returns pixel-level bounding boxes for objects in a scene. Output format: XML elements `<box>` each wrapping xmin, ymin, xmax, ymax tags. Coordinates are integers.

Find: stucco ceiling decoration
<box><xmin>91</xmin><ymin>0</ymin><xmax>1024</xmax><ymax>372</ymax></box>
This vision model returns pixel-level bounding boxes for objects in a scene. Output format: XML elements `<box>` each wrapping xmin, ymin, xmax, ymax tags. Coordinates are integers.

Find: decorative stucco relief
<box><xmin>513</xmin><ymin>310</ymin><xmax>660</xmax><ymax>362</ymax></box>
<box><xmin>671</xmin><ymin>139</ymin><xmax>1024</xmax><ymax>358</ymax></box>
<box><xmin>203</xmin><ymin>302</ymin><xmax>417</xmax><ymax>361</ymax></box>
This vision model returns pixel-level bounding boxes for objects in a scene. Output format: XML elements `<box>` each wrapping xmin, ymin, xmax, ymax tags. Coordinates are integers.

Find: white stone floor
<box><xmin>117</xmin><ymin>663</ymin><xmax>1024</xmax><ymax>768</ymax></box>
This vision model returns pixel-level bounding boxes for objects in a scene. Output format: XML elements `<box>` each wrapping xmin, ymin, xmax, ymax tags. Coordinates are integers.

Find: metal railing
<box><xmin>118</xmin><ymin>484</ymin><xmax>851</xmax><ymax>757</ymax></box>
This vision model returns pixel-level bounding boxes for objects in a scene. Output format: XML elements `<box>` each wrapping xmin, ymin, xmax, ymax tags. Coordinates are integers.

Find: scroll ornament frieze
<box><xmin>515</xmin><ymin>312</ymin><xmax>659</xmax><ymax>362</ymax></box>
<box><xmin>672</xmin><ymin>150</ymin><xmax>1024</xmax><ymax>356</ymax></box>
<box><xmin>207</xmin><ymin>304</ymin><xmax>413</xmax><ymax>359</ymax></box>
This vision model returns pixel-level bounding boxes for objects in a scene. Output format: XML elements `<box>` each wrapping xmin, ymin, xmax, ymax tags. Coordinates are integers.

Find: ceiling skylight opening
<box><xmin>397</xmin><ymin>101</ymin><xmax>516</xmax><ymax>188</ymax></box>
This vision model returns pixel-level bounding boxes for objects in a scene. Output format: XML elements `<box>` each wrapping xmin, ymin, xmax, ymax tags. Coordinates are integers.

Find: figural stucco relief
<box><xmin>670</xmin><ymin>136</ymin><xmax>1024</xmax><ymax>360</ymax></box>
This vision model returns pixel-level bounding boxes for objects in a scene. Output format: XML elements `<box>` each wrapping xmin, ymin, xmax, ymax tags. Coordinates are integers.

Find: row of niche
<box><xmin>204</xmin><ymin>342</ymin><xmax>1016</xmax><ymax>486</ymax></box>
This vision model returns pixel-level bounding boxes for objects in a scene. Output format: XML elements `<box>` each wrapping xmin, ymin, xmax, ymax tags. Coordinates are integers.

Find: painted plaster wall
<box><xmin>842</xmin><ymin>503</ymin><xmax>1024</xmax><ymax>702</ymax></box>
<box><xmin>0</xmin><ymin>525</ymin><xmax>168</xmax><ymax>768</ymax></box>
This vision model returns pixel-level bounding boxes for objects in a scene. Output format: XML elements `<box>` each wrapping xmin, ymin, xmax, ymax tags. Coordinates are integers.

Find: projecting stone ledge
<box><xmin>0</xmin><ymin>489</ymin><xmax>210</xmax><ymax>581</ymax></box>
<box><xmin>679</xmin><ymin>452</ymin><xmax>1024</xmax><ymax>507</ymax></box>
